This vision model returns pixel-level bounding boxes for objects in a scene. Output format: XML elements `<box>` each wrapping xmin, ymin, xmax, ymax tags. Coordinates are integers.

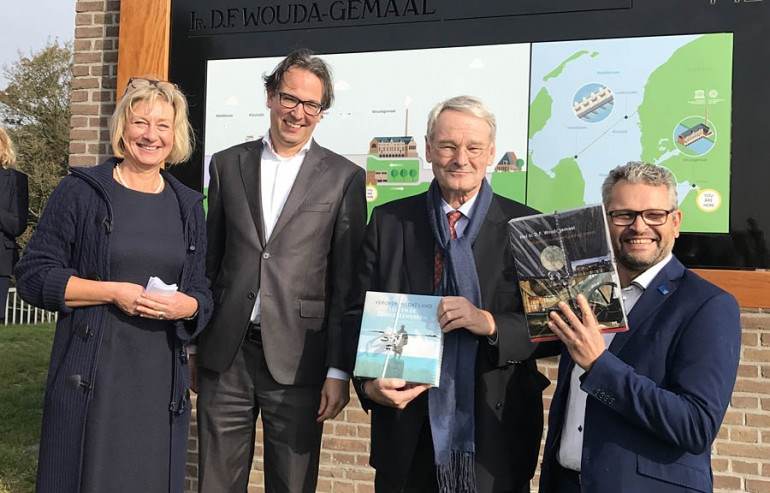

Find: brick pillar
<box><xmin>70</xmin><ymin>0</ymin><xmax>120</xmax><ymax>167</ymax></box>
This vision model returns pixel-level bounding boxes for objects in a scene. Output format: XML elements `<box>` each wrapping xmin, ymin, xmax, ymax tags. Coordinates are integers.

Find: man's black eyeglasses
<box><xmin>278</xmin><ymin>92</ymin><xmax>324</xmax><ymax>116</ymax></box>
<box><xmin>606</xmin><ymin>209</ymin><xmax>676</xmax><ymax>226</ymax></box>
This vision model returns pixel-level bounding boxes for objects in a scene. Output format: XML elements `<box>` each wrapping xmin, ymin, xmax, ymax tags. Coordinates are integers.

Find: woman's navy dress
<box><xmin>81</xmin><ymin>181</ymin><xmax>186</xmax><ymax>492</ymax></box>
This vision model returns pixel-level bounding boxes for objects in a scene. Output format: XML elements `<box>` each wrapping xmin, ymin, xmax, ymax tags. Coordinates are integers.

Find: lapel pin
<box><xmin>657</xmin><ymin>285</ymin><xmax>670</xmax><ymax>295</ymax></box>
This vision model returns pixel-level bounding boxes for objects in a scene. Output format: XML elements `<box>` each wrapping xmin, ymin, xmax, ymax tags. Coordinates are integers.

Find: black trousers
<box><xmin>550</xmin><ymin>463</ymin><xmax>582</xmax><ymax>493</ymax></box>
<box><xmin>375</xmin><ymin>419</ymin><xmax>439</xmax><ymax>493</ymax></box>
<box><xmin>196</xmin><ymin>330</ymin><xmax>323</xmax><ymax>493</ymax></box>
<box><xmin>374</xmin><ymin>419</ymin><xmax>530</xmax><ymax>493</ymax></box>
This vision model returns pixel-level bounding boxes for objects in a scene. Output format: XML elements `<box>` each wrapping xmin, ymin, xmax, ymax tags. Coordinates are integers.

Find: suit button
<box><xmin>495</xmin><ymin>401</ymin><xmax>503</xmax><ymax>409</ymax></box>
<box><xmin>248</xmin><ymin>291</ymin><xmax>256</xmax><ymax>300</ymax></box>
<box><xmin>262</xmin><ymin>252</ymin><xmax>271</xmax><ymax>259</ymax></box>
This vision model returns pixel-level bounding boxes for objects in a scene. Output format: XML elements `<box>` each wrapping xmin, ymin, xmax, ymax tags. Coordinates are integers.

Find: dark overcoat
<box><xmin>0</xmin><ymin>167</ymin><xmax>28</xmax><ymax>275</ymax></box>
<box><xmin>346</xmin><ymin>192</ymin><xmax>551</xmax><ymax>493</ymax></box>
<box><xmin>15</xmin><ymin>160</ymin><xmax>213</xmax><ymax>493</ymax></box>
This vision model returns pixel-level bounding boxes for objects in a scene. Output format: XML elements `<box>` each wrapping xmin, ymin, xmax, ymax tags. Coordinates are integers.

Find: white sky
<box><xmin>0</xmin><ymin>0</ymin><xmax>76</xmax><ymax>86</ymax></box>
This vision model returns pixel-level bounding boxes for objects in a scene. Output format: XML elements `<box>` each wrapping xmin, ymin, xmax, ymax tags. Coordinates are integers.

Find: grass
<box><xmin>0</xmin><ymin>323</ymin><xmax>54</xmax><ymax>493</ymax></box>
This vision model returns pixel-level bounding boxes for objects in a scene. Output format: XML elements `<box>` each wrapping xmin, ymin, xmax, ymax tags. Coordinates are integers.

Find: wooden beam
<box><xmin>693</xmin><ymin>269</ymin><xmax>770</xmax><ymax>309</ymax></box>
<box><xmin>116</xmin><ymin>0</ymin><xmax>171</xmax><ymax>97</ymax></box>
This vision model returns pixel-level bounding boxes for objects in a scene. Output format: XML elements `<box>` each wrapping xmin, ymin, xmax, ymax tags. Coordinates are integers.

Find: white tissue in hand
<box><xmin>145</xmin><ymin>276</ymin><xmax>178</xmax><ymax>296</ymax></box>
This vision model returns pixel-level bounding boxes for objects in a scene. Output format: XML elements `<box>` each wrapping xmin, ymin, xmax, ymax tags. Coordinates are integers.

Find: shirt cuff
<box><xmin>326</xmin><ymin>367</ymin><xmax>350</xmax><ymax>381</ymax></box>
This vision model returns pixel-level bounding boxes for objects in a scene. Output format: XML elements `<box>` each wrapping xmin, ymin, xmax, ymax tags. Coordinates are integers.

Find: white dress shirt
<box><xmin>248</xmin><ymin>131</ymin><xmax>311</xmax><ymax>324</ymax></box>
<box><xmin>556</xmin><ymin>253</ymin><xmax>673</xmax><ymax>471</ymax></box>
<box><xmin>248</xmin><ymin>132</ymin><xmax>347</xmax><ymax>381</ymax></box>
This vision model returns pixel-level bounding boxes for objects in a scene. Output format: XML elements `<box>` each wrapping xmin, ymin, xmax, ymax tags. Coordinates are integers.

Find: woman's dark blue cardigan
<box><xmin>15</xmin><ymin>159</ymin><xmax>213</xmax><ymax>493</ymax></box>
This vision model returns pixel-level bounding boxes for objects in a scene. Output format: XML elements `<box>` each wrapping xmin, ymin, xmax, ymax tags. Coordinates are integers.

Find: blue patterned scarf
<box><xmin>426</xmin><ymin>179</ymin><xmax>493</xmax><ymax>493</ymax></box>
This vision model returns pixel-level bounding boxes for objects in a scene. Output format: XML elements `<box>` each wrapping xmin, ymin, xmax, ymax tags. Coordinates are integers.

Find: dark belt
<box><xmin>245</xmin><ymin>323</ymin><xmax>262</xmax><ymax>345</ymax></box>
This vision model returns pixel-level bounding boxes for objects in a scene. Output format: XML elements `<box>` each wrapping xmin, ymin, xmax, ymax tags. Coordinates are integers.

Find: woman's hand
<box><xmin>110</xmin><ymin>282</ymin><xmax>147</xmax><ymax>315</ymax></box>
<box><xmin>135</xmin><ymin>291</ymin><xmax>199</xmax><ymax>321</ymax></box>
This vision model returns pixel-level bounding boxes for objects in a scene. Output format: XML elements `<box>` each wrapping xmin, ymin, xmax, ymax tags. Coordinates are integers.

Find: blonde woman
<box><xmin>15</xmin><ymin>78</ymin><xmax>213</xmax><ymax>493</ymax></box>
<box><xmin>0</xmin><ymin>127</ymin><xmax>28</xmax><ymax>322</ymax></box>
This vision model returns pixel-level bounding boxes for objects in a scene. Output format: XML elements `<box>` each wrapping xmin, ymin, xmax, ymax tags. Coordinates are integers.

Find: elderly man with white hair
<box><xmin>347</xmin><ymin>95</ymin><xmax>549</xmax><ymax>493</ymax></box>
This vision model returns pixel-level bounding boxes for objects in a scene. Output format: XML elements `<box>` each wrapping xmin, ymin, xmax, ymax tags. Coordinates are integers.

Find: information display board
<box><xmin>202</xmin><ymin>34</ymin><xmax>732</xmax><ymax>233</ymax></box>
<box><xmin>170</xmin><ymin>0</ymin><xmax>770</xmax><ymax>268</ymax></box>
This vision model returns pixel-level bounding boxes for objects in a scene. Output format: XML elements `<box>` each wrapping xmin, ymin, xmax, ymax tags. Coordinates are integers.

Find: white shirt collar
<box><xmin>629</xmin><ymin>253</ymin><xmax>673</xmax><ymax>290</ymax></box>
<box><xmin>440</xmin><ymin>192</ymin><xmax>479</xmax><ymax>219</ymax></box>
<box><xmin>263</xmin><ymin>130</ymin><xmax>313</xmax><ymax>161</ymax></box>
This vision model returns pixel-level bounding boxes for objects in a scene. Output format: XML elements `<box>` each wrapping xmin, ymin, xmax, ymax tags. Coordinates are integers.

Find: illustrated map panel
<box><xmin>204</xmin><ymin>33</ymin><xmax>732</xmax><ymax>232</ymax></box>
<box><xmin>527</xmin><ymin>33</ymin><xmax>732</xmax><ymax>233</ymax></box>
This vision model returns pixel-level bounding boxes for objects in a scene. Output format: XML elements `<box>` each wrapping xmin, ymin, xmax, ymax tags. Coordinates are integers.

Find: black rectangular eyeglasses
<box><xmin>606</xmin><ymin>209</ymin><xmax>675</xmax><ymax>226</ymax></box>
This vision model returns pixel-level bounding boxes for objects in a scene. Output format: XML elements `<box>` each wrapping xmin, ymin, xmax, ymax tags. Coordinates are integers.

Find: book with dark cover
<box><xmin>353</xmin><ymin>291</ymin><xmax>443</xmax><ymax>386</ymax></box>
<box><xmin>507</xmin><ymin>204</ymin><xmax>628</xmax><ymax>341</ymax></box>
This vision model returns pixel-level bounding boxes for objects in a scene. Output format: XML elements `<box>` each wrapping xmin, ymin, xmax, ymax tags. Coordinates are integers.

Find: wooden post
<box><xmin>116</xmin><ymin>0</ymin><xmax>171</xmax><ymax>97</ymax></box>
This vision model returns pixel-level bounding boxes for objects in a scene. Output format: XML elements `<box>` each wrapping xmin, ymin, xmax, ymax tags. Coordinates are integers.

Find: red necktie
<box><xmin>434</xmin><ymin>211</ymin><xmax>463</xmax><ymax>290</ymax></box>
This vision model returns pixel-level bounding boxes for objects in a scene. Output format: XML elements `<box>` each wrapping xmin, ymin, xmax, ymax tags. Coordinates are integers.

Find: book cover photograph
<box><xmin>353</xmin><ymin>292</ymin><xmax>443</xmax><ymax>386</ymax></box>
<box><xmin>507</xmin><ymin>204</ymin><xmax>628</xmax><ymax>341</ymax></box>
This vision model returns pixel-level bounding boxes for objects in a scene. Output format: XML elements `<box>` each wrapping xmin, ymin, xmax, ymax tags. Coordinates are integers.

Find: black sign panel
<box><xmin>168</xmin><ymin>0</ymin><xmax>770</xmax><ymax>269</ymax></box>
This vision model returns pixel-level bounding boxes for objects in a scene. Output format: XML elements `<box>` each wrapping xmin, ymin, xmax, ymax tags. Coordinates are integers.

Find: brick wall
<box><xmin>714</xmin><ymin>311</ymin><xmax>770</xmax><ymax>492</ymax></box>
<box><xmin>71</xmin><ymin>2</ymin><xmax>770</xmax><ymax>491</ymax></box>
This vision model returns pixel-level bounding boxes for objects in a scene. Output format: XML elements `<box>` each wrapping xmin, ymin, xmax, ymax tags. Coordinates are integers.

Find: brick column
<box><xmin>69</xmin><ymin>0</ymin><xmax>120</xmax><ymax>167</ymax></box>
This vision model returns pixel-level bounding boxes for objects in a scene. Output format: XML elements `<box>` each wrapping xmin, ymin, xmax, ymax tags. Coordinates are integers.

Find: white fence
<box><xmin>3</xmin><ymin>287</ymin><xmax>58</xmax><ymax>325</ymax></box>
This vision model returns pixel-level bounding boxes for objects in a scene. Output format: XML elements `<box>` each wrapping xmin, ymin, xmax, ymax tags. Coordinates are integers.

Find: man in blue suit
<box><xmin>539</xmin><ymin>161</ymin><xmax>741</xmax><ymax>493</ymax></box>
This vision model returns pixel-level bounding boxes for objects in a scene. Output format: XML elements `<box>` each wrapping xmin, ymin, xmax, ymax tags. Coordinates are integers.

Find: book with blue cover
<box><xmin>353</xmin><ymin>291</ymin><xmax>443</xmax><ymax>386</ymax></box>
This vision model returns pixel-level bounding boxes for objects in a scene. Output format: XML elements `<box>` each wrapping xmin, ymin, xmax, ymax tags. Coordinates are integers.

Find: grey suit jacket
<box><xmin>200</xmin><ymin>138</ymin><xmax>367</xmax><ymax>385</ymax></box>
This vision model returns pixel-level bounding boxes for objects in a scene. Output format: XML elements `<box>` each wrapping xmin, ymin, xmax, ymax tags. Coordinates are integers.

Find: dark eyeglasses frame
<box><xmin>606</xmin><ymin>208</ymin><xmax>676</xmax><ymax>226</ymax></box>
<box><xmin>277</xmin><ymin>92</ymin><xmax>324</xmax><ymax>116</ymax></box>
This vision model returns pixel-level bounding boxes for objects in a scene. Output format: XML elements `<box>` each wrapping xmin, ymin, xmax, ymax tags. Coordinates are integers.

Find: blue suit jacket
<box><xmin>539</xmin><ymin>257</ymin><xmax>741</xmax><ymax>493</ymax></box>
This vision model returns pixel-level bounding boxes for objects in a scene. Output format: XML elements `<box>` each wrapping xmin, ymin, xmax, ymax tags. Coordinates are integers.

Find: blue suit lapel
<box><xmin>608</xmin><ymin>257</ymin><xmax>686</xmax><ymax>355</ymax></box>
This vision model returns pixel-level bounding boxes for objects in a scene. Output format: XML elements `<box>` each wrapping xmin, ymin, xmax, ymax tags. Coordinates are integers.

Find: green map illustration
<box><xmin>524</xmin><ymin>34</ymin><xmax>733</xmax><ymax>233</ymax></box>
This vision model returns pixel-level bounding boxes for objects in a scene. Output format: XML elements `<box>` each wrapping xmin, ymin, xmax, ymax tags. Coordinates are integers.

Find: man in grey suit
<box><xmin>193</xmin><ymin>49</ymin><xmax>367</xmax><ymax>493</ymax></box>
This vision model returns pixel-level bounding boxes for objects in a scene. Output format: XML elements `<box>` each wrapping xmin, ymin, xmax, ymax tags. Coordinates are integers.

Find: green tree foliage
<box><xmin>0</xmin><ymin>41</ymin><xmax>72</xmax><ymax>243</ymax></box>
